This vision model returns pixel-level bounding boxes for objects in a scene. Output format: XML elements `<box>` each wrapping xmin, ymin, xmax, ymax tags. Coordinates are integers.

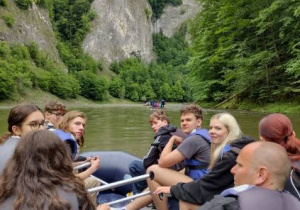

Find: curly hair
<box><xmin>259</xmin><ymin>113</ymin><xmax>300</xmax><ymax>161</ymax></box>
<box><xmin>58</xmin><ymin>111</ymin><xmax>87</xmax><ymax>147</ymax></box>
<box><xmin>45</xmin><ymin>100</ymin><xmax>67</xmax><ymax>114</ymax></box>
<box><xmin>0</xmin><ymin>130</ymin><xmax>94</xmax><ymax>210</ymax></box>
<box><xmin>180</xmin><ymin>104</ymin><xmax>203</xmax><ymax>120</ymax></box>
<box><xmin>0</xmin><ymin>104</ymin><xmax>42</xmax><ymax>144</ymax></box>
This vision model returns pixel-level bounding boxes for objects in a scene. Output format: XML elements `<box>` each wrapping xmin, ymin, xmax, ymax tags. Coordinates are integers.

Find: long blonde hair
<box><xmin>209</xmin><ymin>113</ymin><xmax>243</xmax><ymax>168</ymax></box>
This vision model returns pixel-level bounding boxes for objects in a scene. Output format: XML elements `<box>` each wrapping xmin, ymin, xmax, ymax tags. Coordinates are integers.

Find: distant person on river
<box><xmin>58</xmin><ymin>110</ymin><xmax>101</xmax><ymax>205</ymax></box>
<box><xmin>154</xmin><ymin>101</ymin><xmax>159</xmax><ymax>109</ymax></box>
<box><xmin>44</xmin><ymin>100</ymin><xmax>67</xmax><ymax>130</ymax></box>
<box><xmin>160</xmin><ymin>99</ymin><xmax>165</xmax><ymax>108</ymax></box>
<box><xmin>259</xmin><ymin>113</ymin><xmax>300</xmax><ymax>200</ymax></box>
<box><xmin>0</xmin><ymin>104</ymin><xmax>44</xmax><ymax>175</ymax></box>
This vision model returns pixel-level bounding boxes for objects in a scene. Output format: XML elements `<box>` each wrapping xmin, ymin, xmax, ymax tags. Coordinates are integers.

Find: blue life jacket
<box><xmin>221</xmin><ymin>144</ymin><xmax>231</xmax><ymax>155</ymax></box>
<box><xmin>184</xmin><ymin>128</ymin><xmax>211</xmax><ymax>180</ymax></box>
<box><xmin>52</xmin><ymin>129</ymin><xmax>77</xmax><ymax>160</ymax></box>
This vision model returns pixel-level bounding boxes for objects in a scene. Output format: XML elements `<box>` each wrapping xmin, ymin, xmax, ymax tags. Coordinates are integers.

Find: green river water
<box><xmin>0</xmin><ymin>105</ymin><xmax>299</xmax><ymax>158</ymax></box>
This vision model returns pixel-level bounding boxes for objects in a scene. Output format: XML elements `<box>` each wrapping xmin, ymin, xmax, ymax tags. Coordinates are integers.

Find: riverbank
<box><xmin>0</xmin><ymin>89</ymin><xmax>133</xmax><ymax>109</ymax></box>
<box><xmin>0</xmin><ymin>89</ymin><xmax>299</xmax><ymax>114</ymax></box>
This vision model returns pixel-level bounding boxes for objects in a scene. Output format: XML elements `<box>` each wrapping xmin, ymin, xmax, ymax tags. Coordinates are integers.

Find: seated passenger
<box><xmin>126</xmin><ymin>110</ymin><xmax>184</xmax><ymax>209</ymax></box>
<box><xmin>259</xmin><ymin>113</ymin><xmax>300</xmax><ymax>200</ymax></box>
<box><xmin>58</xmin><ymin>111</ymin><xmax>101</xmax><ymax>205</ymax></box>
<box><xmin>0</xmin><ymin>104</ymin><xmax>44</xmax><ymax>175</ymax></box>
<box><xmin>0</xmin><ymin>130</ymin><xmax>109</xmax><ymax>210</ymax></box>
<box><xmin>200</xmin><ymin>142</ymin><xmax>300</xmax><ymax>210</ymax></box>
<box><xmin>146</xmin><ymin>105</ymin><xmax>212</xmax><ymax>210</ymax></box>
<box><xmin>152</xmin><ymin>112</ymin><xmax>255</xmax><ymax>210</ymax></box>
<box><xmin>44</xmin><ymin>100</ymin><xmax>67</xmax><ymax>130</ymax></box>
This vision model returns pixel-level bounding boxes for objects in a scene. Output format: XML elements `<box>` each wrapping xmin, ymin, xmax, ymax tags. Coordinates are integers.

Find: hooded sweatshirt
<box><xmin>143</xmin><ymin>124</ymin><xmax>177</xmax><ymax>169</ymax></box>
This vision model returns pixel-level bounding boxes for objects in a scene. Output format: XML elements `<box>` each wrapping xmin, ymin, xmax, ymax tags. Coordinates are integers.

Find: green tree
<box><xmin>171</xmin><ymin>81</ymin><xmax>184</xmax><ymax>101</ymax></box>
<box><xmin>14</xmin><ymin>0</ymin><xmax>32</xmax><ymax>10</ymax></box>
<box><xmin>141</xmin><ymin>80</ymin><xmax>156</xmax><ymax>100</ymax></box>
<box><xmin>158</xmin><ymin>82</ymin><xmax>171</xmax><ymax>100</ymax></box>
<box><xmin>76</xmin><ymin>71</ymin><xmax>108</xmax><ymax>100</ymax></box>
<box><xmin>188</xmin><ymin>0</ymin><xmax>300</xmax><ymax>104</ymax></box>
<box><xmin>0</xmin><ymin>66</ymin><xmax>15</xmax><ymax>100</ymax></box>
<box><xmin>0</xmin><ymin>0</ymin><xmax>8</xmax><ymax>7</ymax></box>
<box><xmin>149</xmin><ymin>0</ymin><xmax>182</xmax><ymax>19</ymax></box>
<box><xmin>48</xmin><ymin>70</ymin><xmax>80</xmax><ymax>99</ymax></box>
<box><xmin>125</xmin><ymin>83</ymin><xmax>140</xmax><ymax>101</ymax></box>
<box><xmin>109</xmin><ymin>77</ymin><xmax>125</xmax><ymax>99</ymax></box>
<box><xmin>2</xmin><ymin>14</ymin><xmax>15</xmax><ymax>28</ymax></box>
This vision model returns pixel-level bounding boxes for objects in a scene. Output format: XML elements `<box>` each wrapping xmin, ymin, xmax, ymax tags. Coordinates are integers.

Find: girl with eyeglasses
<box><xmin>0</xmin><ymin>104</ymin><xmax>45</xmax><ymax>175</ymax></box>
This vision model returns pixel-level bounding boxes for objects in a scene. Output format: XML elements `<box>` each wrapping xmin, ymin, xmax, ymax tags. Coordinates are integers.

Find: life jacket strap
<box><xmin>185</xmin><ymin>164</ymin><xmax>208</xmax><ymax>176</ymax></box>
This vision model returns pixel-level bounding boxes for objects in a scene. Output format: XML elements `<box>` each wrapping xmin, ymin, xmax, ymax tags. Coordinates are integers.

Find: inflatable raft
<box><xmin>81</xmin><ymin>151</ymin><xmax>141</xmax><ymax>207</ymax></box>
<box><xmin>81</xmin><ymin>151</ymin><xmax>179</xmax><ymax>209</ymax></box>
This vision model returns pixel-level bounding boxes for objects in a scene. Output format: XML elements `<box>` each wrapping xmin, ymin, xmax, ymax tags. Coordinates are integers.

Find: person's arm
<box><xmin>76</xmin><ymin>156</ymin><xmax>100</xmax><ymax>180</ymax></box>
<box><xmin>158</xmin><ymin>135</ymin><xmax>185</xmax><ymax>168</ymax></box>
<box><xmin>170</xmin><ymin>152</ymin><xmax>237</xmax><ymax>205</ymax></box>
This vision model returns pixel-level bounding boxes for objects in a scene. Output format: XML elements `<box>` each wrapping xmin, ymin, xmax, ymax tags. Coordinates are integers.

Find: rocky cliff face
<box><xmin>82</xmin><ymin>0</ymin><xmax>154</xmax><ymax>64</ymax></box>
<box><xmin>153</xmin><ymin>0</ymin><xmax>201</xmax><ymax>37</ymax></box>
<box><xmin>0</xmin><ymin>1</ymin><xmax>62</xmax><ymax>64</ymax></box>
<box><xmin>0</xmin><ymin>0</ymin><xmax>200</xmax><ymax>66</ymax></box>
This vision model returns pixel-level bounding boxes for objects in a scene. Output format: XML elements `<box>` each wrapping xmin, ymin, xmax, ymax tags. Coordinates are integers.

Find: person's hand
<box><xmin>90</xmin><ymin>156</ymin><xmax>101</xmax><ymax>171</ymax></box>
<box><xmin>153</xmin><ymin>186</ymin><xmax>171</xmax><ymax>195</ymax></box>
<box><xmin>86</xmin><ymin>156</ymin><xmax>94</xmax><ymax>161</ymax></box>
<box><xmin>172</xmin><ymin>136</ymin><xmax>183</xmax><ymax>146</ymax></box>
<box><xmin>97</xmin><ymin>203</ymin><xmax>110</xmax><ymax>210</ymax></box>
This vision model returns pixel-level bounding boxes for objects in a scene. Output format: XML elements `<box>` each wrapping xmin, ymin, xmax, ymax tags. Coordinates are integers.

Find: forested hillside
<box><xmin>188</xmin><ymin>0</ymin><xmax>300</xmax><ymax>107</ymax></box>
<box><xmin>0</xmin><ymin>0</ymin><xmax>191</xmax><ymax>103</ymax></box>
<box><xmin>0</xmin><ymin>0</ymin><xmax>299</xmax><ymax>111</ymax></box>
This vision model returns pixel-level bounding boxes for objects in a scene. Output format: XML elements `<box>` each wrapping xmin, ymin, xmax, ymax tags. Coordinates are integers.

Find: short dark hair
<box><xmin>180</xmin><ymin>105</ymin><xmax>203</xmax><ymax>120</ymax></box>
<box><xmin>1</xmin><ymin>104</ymin><xmax>42</xmax><ymax>144</ymax></box>
<box><xmin>7</xmin><ymin>104</ymin><xmax>41</xmax><ymax>132</ymax></box>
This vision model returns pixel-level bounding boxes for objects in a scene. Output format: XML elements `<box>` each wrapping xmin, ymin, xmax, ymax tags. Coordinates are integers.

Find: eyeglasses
<box><xmin>51</xmin><ymin>112</ymin><xmax>65</xmax><ymax>118</ymax></box>
<box><xmin>26</xmin><ymin>121</ymin><xmax>46</xmax><ymax>130</ymax></box>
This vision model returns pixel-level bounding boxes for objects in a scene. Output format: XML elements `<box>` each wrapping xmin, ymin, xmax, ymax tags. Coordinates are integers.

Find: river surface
<box><xmin>0</xmin><ymin>105</ymin><xmax>299</xmax><ymax>158</ymax></box>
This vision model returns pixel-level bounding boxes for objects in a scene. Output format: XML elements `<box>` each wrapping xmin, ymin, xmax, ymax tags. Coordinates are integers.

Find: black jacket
<box><xmin>143</xmin><ymin>124</ymin><xmax>177</xmax><ymax>169</ymax></box>
<box><xmin>284</xmin><ymin>167</ymin><xmax>300</xmax><ymax>200</ymax></box>
<box><xmin>170</xmin><ymin>136</ymin><xmax>255</xmax><ymax>205</ymax></box>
